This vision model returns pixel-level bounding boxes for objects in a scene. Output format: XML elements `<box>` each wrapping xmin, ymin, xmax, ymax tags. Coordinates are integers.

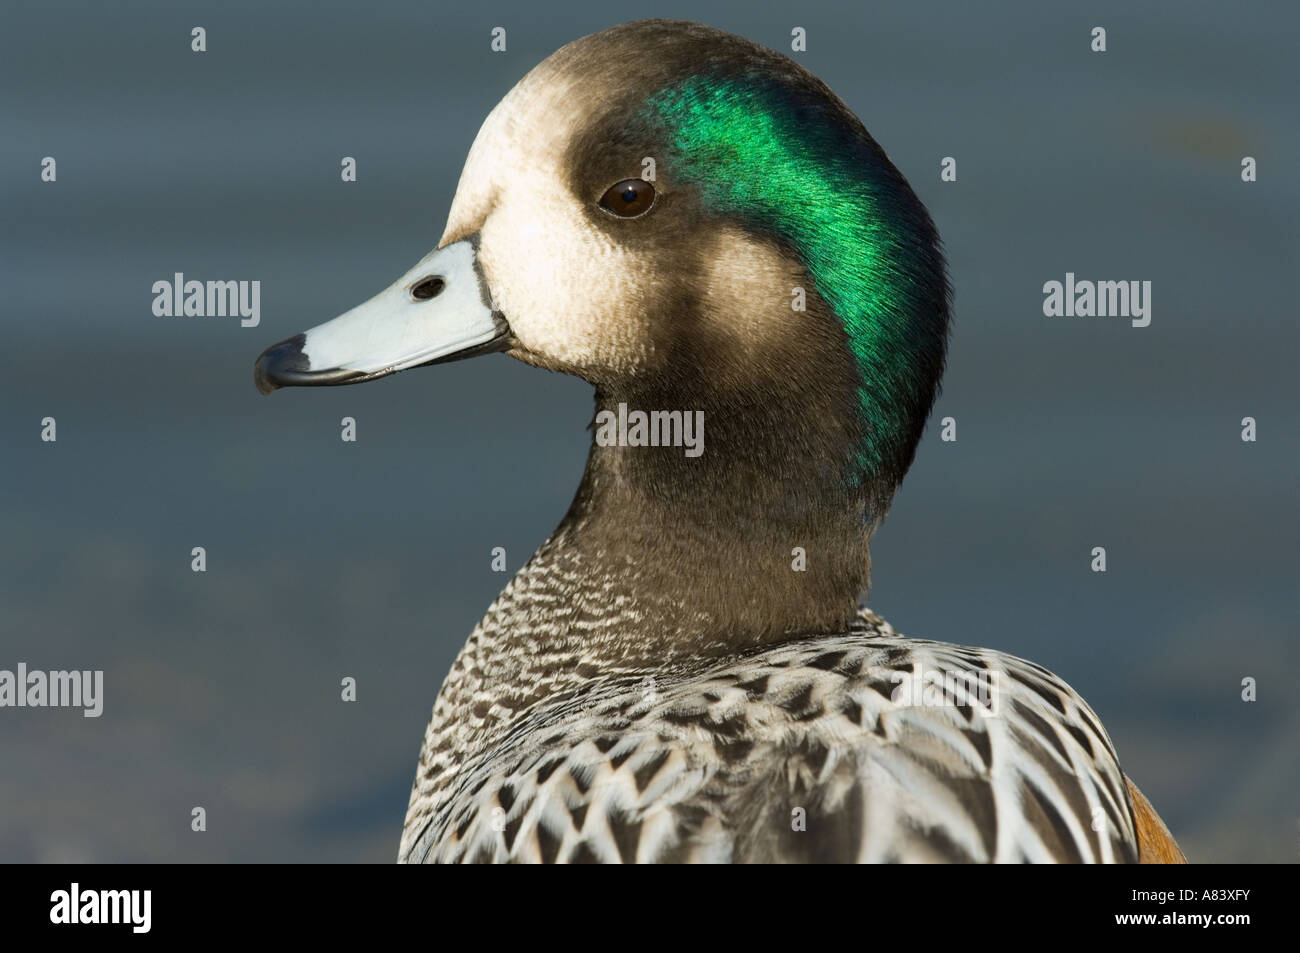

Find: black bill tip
<box><xmin>253</xmin><ymin>333</ymin><xmax>309</xmax><ymax>394</ymax></box>
<box><xmin>253</xmin><ymin>333</ymin><xmax>368</xmax><ymax>394</ymax></box>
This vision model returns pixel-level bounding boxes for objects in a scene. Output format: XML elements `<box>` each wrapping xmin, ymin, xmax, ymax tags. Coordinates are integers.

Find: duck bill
<box><xmin>253</xmin><ymin>239</ymin><xmax>510</xmax><ymax>394</ymax></box>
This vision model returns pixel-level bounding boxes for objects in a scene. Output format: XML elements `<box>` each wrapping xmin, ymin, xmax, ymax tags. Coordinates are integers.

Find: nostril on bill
<box><xmin>411</xmin><ymin>276</ymin><xmax>446</xmax><ymax>300</ymax></box>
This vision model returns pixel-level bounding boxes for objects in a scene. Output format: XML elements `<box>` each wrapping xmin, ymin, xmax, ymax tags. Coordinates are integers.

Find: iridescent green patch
<box><xmin>645</xmin><ymin>73</ymin><xmax>945</xmax><ymax>488</ymax></box>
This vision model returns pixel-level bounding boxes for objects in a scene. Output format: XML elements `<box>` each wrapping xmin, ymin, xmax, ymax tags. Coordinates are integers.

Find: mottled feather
<box><xmin>401</xmin><ymin>608</ymin><xmax>1138</xmax><ymax>863</ymax></box>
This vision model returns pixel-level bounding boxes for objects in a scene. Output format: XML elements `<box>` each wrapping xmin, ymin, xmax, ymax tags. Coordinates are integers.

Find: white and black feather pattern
<box><xmin>400</xmin><ymin>608</ymin><xmax>1137</xmax><ymax>863</ymax></box>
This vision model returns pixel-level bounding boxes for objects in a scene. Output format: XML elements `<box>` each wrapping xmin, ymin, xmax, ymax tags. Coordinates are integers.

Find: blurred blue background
<box><xmin>1</xmin><ymin>0</ymin><xmax>1295</xmax><ymax>862</ymax></box>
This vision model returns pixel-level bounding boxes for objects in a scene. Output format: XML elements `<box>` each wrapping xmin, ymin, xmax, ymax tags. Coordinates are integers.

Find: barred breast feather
<box><xmin>400</xmin><ymin>609</ymin><xmax>1138</xmax><ymax>864</ymax></box>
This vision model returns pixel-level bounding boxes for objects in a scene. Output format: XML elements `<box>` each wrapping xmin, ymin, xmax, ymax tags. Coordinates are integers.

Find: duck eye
<box><xmin>598</xmin><ymin>178</ymin><xmax>656</xmax><ymax>218</ymax></box>
<box><xmin>410</xmin><ymin>276</ymin><xmax>445</xmax><ymax>300</ymax></box>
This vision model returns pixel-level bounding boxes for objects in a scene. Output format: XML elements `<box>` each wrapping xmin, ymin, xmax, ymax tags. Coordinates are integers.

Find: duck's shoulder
<box><xmin>401</xmin><ymin>610</ymin><xmax>1138</xmax><ymax>863</ymax></box>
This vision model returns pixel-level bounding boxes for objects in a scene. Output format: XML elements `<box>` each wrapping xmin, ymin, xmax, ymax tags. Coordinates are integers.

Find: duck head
<box><xmin>255</xmin><ymin>20</ymin><xmax>950</xmax><ymax>636</ymax></box>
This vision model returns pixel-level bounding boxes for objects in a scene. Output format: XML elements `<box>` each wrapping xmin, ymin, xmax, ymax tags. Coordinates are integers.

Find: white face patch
<box><xmin>298</xmin><ymin>241</ymin><xmax>501</xmax><ymax>375</ymax></box>
<box><xmin>438</xmin><ymin>61</ymin><xmax>664</xmax><ymax>382</ymax></box>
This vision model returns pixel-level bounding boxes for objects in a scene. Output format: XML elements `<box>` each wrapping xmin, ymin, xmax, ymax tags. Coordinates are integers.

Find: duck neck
<box><xmin>498</xmin><ymin>377</ymin><xmax>876</xmax><ymax>667</ymax></box>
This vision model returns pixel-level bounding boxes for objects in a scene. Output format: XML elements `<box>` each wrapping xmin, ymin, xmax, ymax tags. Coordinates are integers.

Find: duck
<box><xmin>253</xmin><ymin>19</ymin><xmax>1184</xmax><ymax>864</ymax></box>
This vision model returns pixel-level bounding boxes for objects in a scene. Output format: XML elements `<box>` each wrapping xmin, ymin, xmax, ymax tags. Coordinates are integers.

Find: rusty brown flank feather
<box><xmin>1127</xmin><ymin>780</ymin><xmax>1187</xmax><ymax>864</ymax></box>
